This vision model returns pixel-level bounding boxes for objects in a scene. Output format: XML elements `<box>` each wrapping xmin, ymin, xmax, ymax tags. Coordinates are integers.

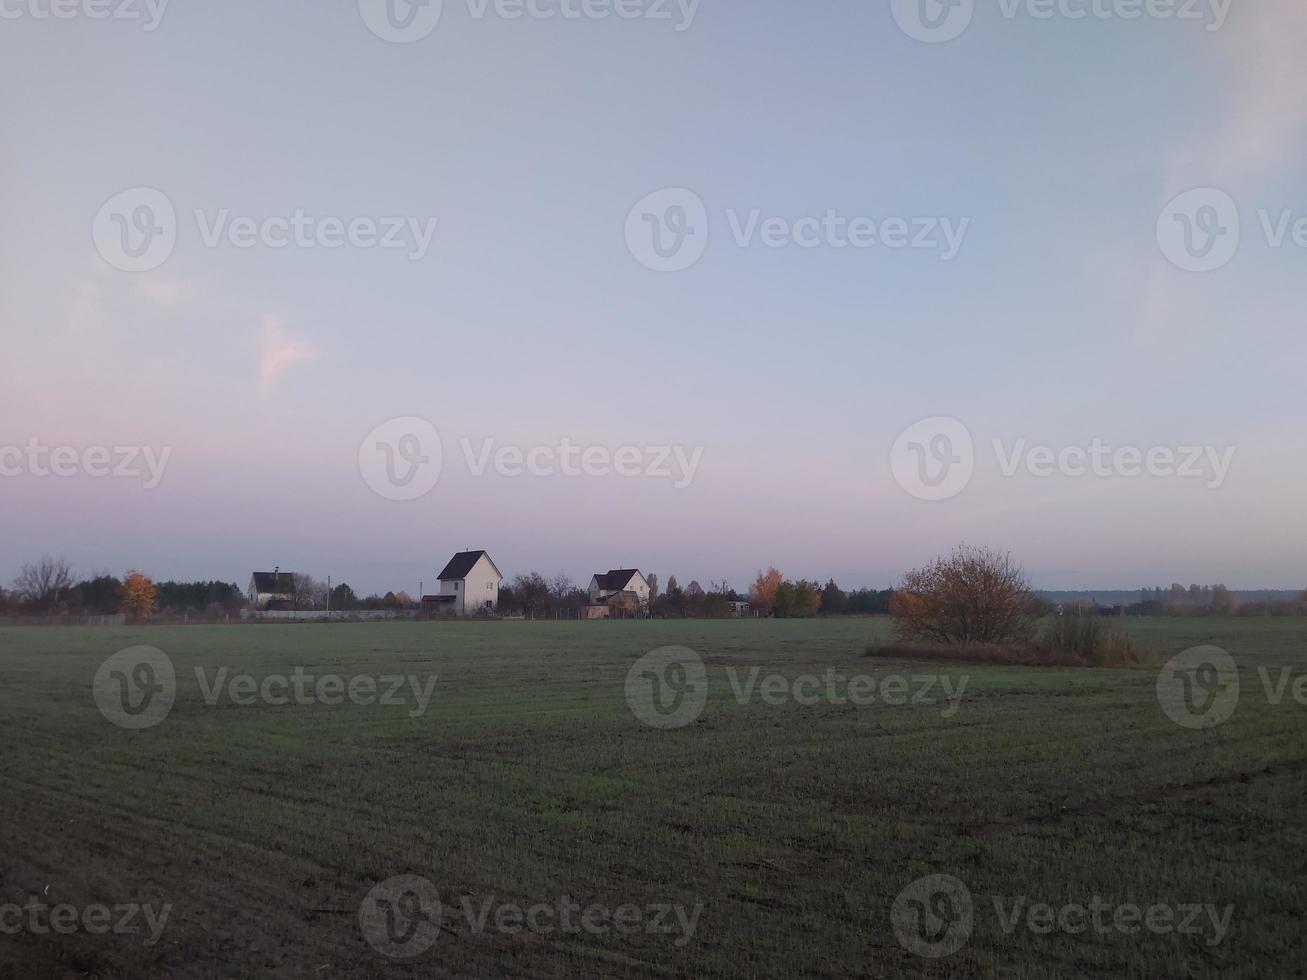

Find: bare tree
<box><xmin>891</xmin><ymin>545</ymin><xmax>1035</xmax><ymax>646</ymax></box>
<box><xmin>291</xmin><ymin>574</ymin><xmax>326</xmax><ymax>610</ymax></box>
<box><xmin>512</xmin><ymin>572</ymin><xmax>551</xmax><ymax>619</ymax></box>
<box><xmin>683</xmin><ymin>580</ymin><xmax>706</xmax><ymax>617</ymax></box>
<box><xmin>549</xmin><ymin>573</ymin><xmax>574</xmax><ymax>602</ymax></box>
<box><xmin>13</xmin><ymin>557</ymin><xmax>76</xmax><ymax>612</ymax></box>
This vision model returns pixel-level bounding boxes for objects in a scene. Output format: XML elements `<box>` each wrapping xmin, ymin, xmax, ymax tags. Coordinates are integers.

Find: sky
<box><xmin>1</xmin><ymin>0</ymin><xmax>1304</xmax><ymax>595</ymax></box>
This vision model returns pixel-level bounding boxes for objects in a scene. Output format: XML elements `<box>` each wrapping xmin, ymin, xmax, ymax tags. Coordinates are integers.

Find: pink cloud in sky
<box><xmin>1143</xmin><ymin>4</ymin><xmax>1307</xmax><ymax>339</ymax></box>
<box><xmin>1213</xmin><ymin>2</ymin><xmax>1307</xmax><ymax>180</ymax></box>
<box><xmin>257</xmin><ymin>316</ymin><xmax>320</xmax><ymax>389</ymax></box>
<box><xmin>1164</xmin><ymin>2</ymin><xmax>1307</xmax><ymax>191</ymax></box>
<box><xmin>134</xmin><ymin>277</ymin><xmax>193</xmax><ymax>308</ymax></box>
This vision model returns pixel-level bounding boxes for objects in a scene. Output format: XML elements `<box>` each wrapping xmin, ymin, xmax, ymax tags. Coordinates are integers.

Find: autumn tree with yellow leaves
<box><xmin>748</xmin><ymin>567</ymin><xmax>783</xmax><ymax>617</ymax></box>
<box><xmin>119</xmin><ymin>570</ymin><xmax>158</xmax><ymax>620</ymax></box>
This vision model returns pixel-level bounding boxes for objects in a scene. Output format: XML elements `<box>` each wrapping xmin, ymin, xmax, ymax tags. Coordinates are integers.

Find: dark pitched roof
<box><xmin>251</xmin><ymin>571</ymin><xmax>294</xmax><ymax>594</ymax></box>
<box><xmin>595</xmin><ymin>569</ymin><xmax>641</xmax><ymax>591</ymax></box>
<box><xmin>438</xmin><ymin>551</ymin><xmax>499</xmax><ymax>582</ymax></box>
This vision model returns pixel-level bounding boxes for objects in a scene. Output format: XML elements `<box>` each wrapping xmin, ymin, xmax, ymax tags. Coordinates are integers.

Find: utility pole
<box><xmin>327</xmin><ymin>576</ymin><xmax>331</xmax><ymax>617</ymax></box>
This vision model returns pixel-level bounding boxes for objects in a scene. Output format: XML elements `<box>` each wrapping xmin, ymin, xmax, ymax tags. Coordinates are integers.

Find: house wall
<box><xmin>437</xmin><ymin>579</ymin><xmax>465</xmax><ymax>614</ymax></box>
<box><xmin>252</xmin><ymin>591</ymin><xmax>293</xmax><ymax>610</ymax></box>
<box><xmin>465</xmin><ymin>554</ymin><xmax>501</xmax><ymax>613</ymax></box>
<box><xmin>626</xmin><ymin>573</ymin><xmax>650</xmax><ymax>606</ymax></box>
<box><xmin>249</xmin><ymin>576</ymin><xmax>293</xmax><ymax>610</ymax></box>
<box><xmin>441</xmin><ymin>554</ymin><xmax>501</xmax><ymax>615</ymax></box>
<box><xmin>589</xmin><ymin>573</ymin><xmax>651</xmax><ymax>607</ymax></box>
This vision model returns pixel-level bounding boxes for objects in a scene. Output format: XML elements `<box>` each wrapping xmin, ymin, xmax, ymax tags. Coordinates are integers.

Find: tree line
<box><xmin>1131</xmin><ymin>584</ymin><xmax>1307</xmax><ymax>617</ymax></box>
<box><xmin>22</xmin><ymin>554</ymin><xmax>1297</xmax><ymax>624</ymax></box>
<box><xmin>1054</xmin><ymin>584</ymin><xmax>1307</xmax><ymax>618</ymax></box>
<box><xmin>2</xmin><ymin>556</ymin><xmax>903</xmax><ymax>620</ymax></box>
<box><xmin>1</xmin><ymin>557</ymin><xmax>247</xmax><ymax>618</ymax></box>
<box><xmin>494</xmin><ymin>569</ymin><xmax>894</xmax><ymax>619</ymax></box>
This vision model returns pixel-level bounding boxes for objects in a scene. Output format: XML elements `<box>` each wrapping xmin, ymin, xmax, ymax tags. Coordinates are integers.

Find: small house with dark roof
<box><xmin>587</xmin><ymin>569</ymin><xmax>650</xmax><ymax>610</ymax></box>
<box><xmin>423</xmin><ymin>551</ymin><xmax>503</xmax><ymax>616</ymax></box>
<box><xmin>248</xmin><ymin>569</ymin><xmax>295</xmax><ymax>610</ymax></box>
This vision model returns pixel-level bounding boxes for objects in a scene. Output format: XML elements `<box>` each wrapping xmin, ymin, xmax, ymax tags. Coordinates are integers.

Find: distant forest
<box><xmin>1039</xmin><ymin>589</ymin><xmax>1301</xmax><ymax>606</ymax></box>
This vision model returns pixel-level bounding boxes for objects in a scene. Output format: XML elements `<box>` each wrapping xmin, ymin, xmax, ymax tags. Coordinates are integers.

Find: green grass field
<box><xmin>1</xmin><ymin>618</ymin><xmax>1304</xmax><ymax>978</ymax></box>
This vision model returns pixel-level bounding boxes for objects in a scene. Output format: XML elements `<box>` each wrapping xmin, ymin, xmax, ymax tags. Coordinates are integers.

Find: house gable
<box><xmin>435</xmin><ymin>551</ymin><xmax>503</xmax><ymax>615</ymax></box>
<box><xmin>437</xmin><ymin>550</ymin><xmax>503</xmax><ymax>584</ymax></box>
<box><xmin>589</xmin><ymin>569</ymin><xmax>649</xmax><ymax>605</ymax></box>
<box><xmin>249</xmin><ymin>571</ymin><xmax>294</xmax><ymax>596</ymax></box>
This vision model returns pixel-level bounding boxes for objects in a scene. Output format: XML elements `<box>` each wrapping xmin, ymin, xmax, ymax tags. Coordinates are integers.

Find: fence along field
<box><xmin>0</xmin><ymin>616</ymin><xmax>1303</xmax><ymax>978</ymax></box>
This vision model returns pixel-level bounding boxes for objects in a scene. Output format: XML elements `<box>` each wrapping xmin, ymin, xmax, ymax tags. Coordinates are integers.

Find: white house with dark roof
<box><xmin>248</xmin><ymin>569</ymin><xmax>295</xmax><ymax>610</ymax></box>
<box><xmin>588</xmin><ymin>569</ymin><xmax>650</xmax><ymax>608</ymax></box>
<box><xmin>423</xmin><ymin>551</ymin><xmax>503</xmax><ymax>615</ymax></box>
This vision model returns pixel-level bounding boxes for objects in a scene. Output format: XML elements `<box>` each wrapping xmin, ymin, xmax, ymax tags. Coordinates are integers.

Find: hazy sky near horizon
<box><xmin>2</xmin><ymin>0</ymin><xmax>1305</xmax><ymax>594</ymax></box>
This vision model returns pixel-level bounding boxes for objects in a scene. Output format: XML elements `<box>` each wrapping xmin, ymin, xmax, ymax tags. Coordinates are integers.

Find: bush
<box><xmin>891</xmin><ymin>545</ymin><xmax>1035</xmax><ymax>646</ymax></box>
<box><xmin>866</xmin><ymin>615</ymin><xmax>1145</xmax><ymax>669</ymax></box>
<box><xmin>864</xmin><ymin>636</ymin><xmax>1142</xmax><ymax>669</ymax></box>
<box><xmin>865</xmin><ymin>642</ymin><xmax>1085</xmax><ymax>667</ymax></box>
<box><xmin>1040</xmin><ymin>614</ymin><xmax>1141</xmax><ymax>666</ymax></box>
